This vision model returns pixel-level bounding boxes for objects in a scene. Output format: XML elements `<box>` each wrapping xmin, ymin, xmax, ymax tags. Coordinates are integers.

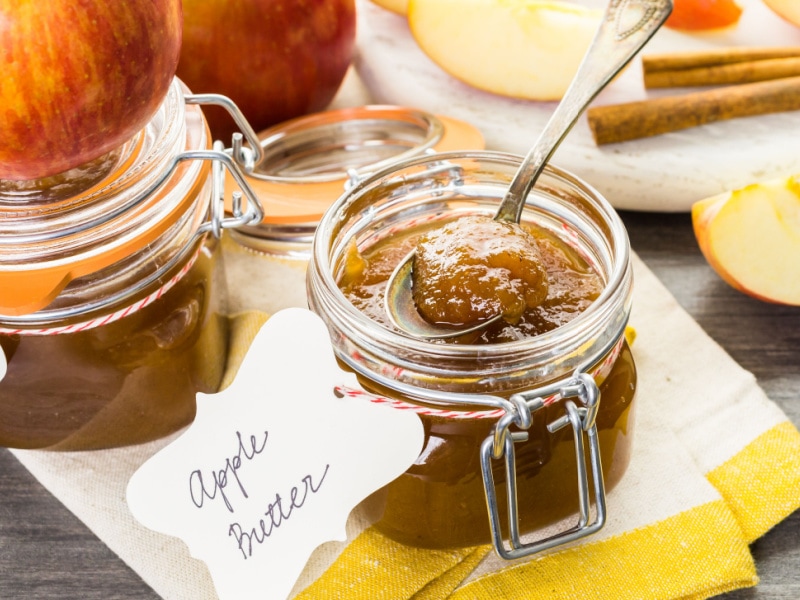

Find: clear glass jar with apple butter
<box><xmin>0</xmin><ymin>79</ymin><xmax>263</xmax><ymax>451</ymax></box>
<box><xmin>306</xmin><ymin>152</ymin><xmax>636</xmax><ymax>557</ymax></box>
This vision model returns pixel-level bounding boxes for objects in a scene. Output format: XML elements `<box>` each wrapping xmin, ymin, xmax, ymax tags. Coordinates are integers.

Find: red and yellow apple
<box><xmin>665</xmin><ymin>0</ymin><xmax>742</xmax><ymax>30</ymax></box>
<box><xmin>177</xmin><ymin>0</ymin><xmax>357</xmax><ymax>143</ymax></box>
<box><xmin>692</xmin><ymin>176</ymin><xmax>800</xmax><ymax>304</ymax></box>
<box><xmin>762</xmin><ymin>0</ymin><xmax>800</xmax><ymax>27</ymax></box>
<box><xmin>407</xmin><ymin>0</ymin><xmax>602</xmax><ymax>100</ymax></box>
<box><xmin>0</xmin><ymin>0</ymin><xmax>182</xmax><ymax>181</ymax></box>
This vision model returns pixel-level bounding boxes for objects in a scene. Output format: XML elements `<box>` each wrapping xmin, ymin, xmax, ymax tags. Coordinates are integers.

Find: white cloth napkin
<box><xmin>11</xmin><ymin>248</ymin><xmax>800</xmax><ymax>600</ymax></box>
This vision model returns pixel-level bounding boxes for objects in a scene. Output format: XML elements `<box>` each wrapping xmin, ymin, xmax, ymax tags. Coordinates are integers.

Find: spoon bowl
<box><xmin>385</xmin><ymin>250</ymin><xmax>505</xmax><ymax>339</ymax></box>
<box><xmin>385</xmin><ymin>0</ymin><xmax>673</xmax><ymax>339</ymax></box>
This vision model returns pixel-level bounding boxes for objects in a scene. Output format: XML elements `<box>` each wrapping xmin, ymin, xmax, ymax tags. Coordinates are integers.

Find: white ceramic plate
<box><xmin>354</xmin><ymin>0</ymin><xmax>800</xmax><ymax>212</ymax></box>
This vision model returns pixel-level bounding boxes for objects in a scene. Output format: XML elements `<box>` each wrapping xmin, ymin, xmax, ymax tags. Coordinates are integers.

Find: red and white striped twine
<box><xmin>0</xmin><ymin>247</ymin><xmax>202</xmax><ymax>337</ymax></box>
<box><xmin>335</xmin><ymin>336</ymin><xmax>623</xmax><ymax>420</ymax></box>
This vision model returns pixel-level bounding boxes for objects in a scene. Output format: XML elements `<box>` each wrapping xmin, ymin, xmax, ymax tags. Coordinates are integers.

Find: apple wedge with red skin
<box><xmin>692</xmin><ymin>176</ymin><xmax>800</xmax><ymax>305</ymax></box>
<box><xmin>0</xmin><ymin>0</ymin><xmax>182</xmax><ymax>181</ymax></box>
<box><xmin>177</xmin><ymin>0</ymin><xmax>357</xmax><ymax>142</ymax></box>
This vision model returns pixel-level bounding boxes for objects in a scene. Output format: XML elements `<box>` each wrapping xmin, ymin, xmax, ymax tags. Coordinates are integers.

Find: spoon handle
<box><xmin>495</xmin><ymin>0</ymin><xmax>673</xmax><ymax>224</ymax></box>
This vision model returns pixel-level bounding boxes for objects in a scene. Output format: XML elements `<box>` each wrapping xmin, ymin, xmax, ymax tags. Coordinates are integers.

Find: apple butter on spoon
<box><xmin>385</xmin><ymin>0</ymin><xmax>673</xmax><ymax>339</ymax></box>
<box><xmin>411</xmin><ymin>215</ymin><xmax>549</xmax><ymax>328</ymax></box>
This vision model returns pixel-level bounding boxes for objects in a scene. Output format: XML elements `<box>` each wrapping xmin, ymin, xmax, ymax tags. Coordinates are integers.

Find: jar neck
<box><xmin>0</xmin><ymin>79</ymin><xmax>191</xmax><ymax>253</ymax></box>
<box><xmin>307</xmin><ymin>152</ymin><xmax>633</xmax><ymax>407</ymax></box>
<box><xmin>0</xmin><ymin>79</ymin><xmax>212</xmax><ymax>323</ymax></box>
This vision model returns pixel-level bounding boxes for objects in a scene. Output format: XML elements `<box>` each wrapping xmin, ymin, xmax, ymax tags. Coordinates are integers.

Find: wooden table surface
<box><xmin>1</xmin><ymin>210</ymin><xmax>798</xmax><ymax>599</ymax></box>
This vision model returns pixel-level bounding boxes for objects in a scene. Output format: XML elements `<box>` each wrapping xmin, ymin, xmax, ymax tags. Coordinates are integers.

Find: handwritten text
<box><xmin>228</xmin><ymin>465</ymin><xmax>330</xmax><ymax>559</ymax></box>
<box><xmin>188</xmin><ymin>431</ymin><xmax>269</xmax><ymax>513</ymax></box>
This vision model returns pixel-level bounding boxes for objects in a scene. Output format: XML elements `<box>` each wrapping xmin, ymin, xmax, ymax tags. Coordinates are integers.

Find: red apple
<box><xmin>0</xmin><ymin>0</ymin><xmax>182</xmax><ymax>181</ymax></box>
<box><xmin>177</xmin><ymin>0</ymin><xmax>357</xmax><ymax>142</ymax></box>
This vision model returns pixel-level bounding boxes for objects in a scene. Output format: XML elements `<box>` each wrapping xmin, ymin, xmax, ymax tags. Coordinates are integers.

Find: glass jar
<box><xmin>0</xmin><ymin>79</ymin><xmax>262</xmax><ymax>451</ymax></box>
<box><xmin>221</xmin><ymin>105</ymin><xmax>484</xmax><ymax>315</ymax></box>
<box><xmin>306</xmin><ymin>151</ymin><xmax>635</xmax><ymax>558</ymax></box>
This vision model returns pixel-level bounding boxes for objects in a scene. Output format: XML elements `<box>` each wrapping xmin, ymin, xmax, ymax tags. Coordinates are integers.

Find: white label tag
<box><xmin>127</xmin><ymin>308</ymin><xmax>424</xmax><ymax>600</ymax></box>
<box><xmin>0</xmin><ymin>344</ymin><xmax>6</xmax><ymax>383</ymax></box>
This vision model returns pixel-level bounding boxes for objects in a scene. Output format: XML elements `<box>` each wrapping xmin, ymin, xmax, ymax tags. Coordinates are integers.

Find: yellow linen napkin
<box><xmin>10</xmin><ymin>249</ymin><xmax>800</xmax><ymax>600</ymax></box>
<box><xmin>295</xmin><ymin>256</ymin><xmax>800</xmax><ymax>600</ymax></box>
<box><xmin>632</xmin><ymin>268</ymin><xmax>800</xmax><ymax>543</ymax></box>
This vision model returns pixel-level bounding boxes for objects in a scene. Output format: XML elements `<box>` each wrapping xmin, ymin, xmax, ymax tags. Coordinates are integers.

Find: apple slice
<box><xmin>369</xmin><ymin>0</ymin><xmax>409</xmax><ymax>14</ymax></box>
<box><xmin>692</xmin><ymin>176</ymin><xmax>800</xmax><ymax>304</ymax></box>
<box><xmin>407</xmin><ymin>0</ymin><xmax>602</xmax><ymax>100</ymax></box>
<box><xmin>762</xmin><ymin>0</ymin><xmax>800</xmax><ymax>27</ymax></box>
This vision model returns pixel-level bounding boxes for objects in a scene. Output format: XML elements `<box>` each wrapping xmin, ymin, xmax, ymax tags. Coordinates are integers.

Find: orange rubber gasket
<box><xmin>0</xmin><ymin>155</ymin><xmax>211</xmax><ymax>317</ymax></box>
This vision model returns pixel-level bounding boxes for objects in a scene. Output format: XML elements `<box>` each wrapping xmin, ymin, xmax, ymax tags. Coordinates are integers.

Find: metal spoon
<box><xmin>385</xmin><ymin>0</ymin><xmax>673</xmax><ymax>340</ymax></box>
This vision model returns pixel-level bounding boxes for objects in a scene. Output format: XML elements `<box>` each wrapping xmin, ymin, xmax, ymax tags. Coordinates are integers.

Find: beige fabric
<box><xmin>10</xmin><ymin>250</ymin><xmax>795</xmax><ymax>599</ymax></box>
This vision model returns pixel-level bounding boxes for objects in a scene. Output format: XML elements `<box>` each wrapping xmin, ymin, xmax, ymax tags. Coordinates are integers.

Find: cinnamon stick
<box><xmin>643</xmin><ymin>47</ymin><xmax>800</xmax><ymax>88</ymax></box>
<box><xmin>645</xmin><ymin>56</ymin><xmax>800</xmax><ymax>88</ymax></box>
<box><xmin>644</xmin><ymin>46</ymin><xmax>800</xmax><ymax>72</ymax></box>
<box><xmin>587</xmin><ymin>76</ymin><xmax>800</xmax><ymax>145</ymax></box>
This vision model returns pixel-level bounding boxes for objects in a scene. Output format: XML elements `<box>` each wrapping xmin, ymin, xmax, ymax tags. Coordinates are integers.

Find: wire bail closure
<box><xmin>480</xmin><ymin>371</ymin><xmax>606</xmax><ymax>560</ymax></box>
<box><xmin>185</xmin><ymin>93</ymin><xmax>266</xmax><ymax>238</ymax></box>
<box><xmin>202</xmin><ymin>140</ymin><xmax>263</xmax><ymax>239</ymax></box>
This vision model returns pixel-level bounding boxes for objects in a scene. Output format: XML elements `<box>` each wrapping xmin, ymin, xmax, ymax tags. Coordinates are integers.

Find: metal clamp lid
<box><xmin>186</xmin><ymin>91</ymin><xmax>266</xmax><ymax>237</ymax></box>
<box><xmin>476</xmin><ymin>313</ymin><xmax>631</xmax><ymax>560</ymax></box>
<box><xmin>481</xmin><ymin>372</ymin><xmax>605</xmax><ymax>560</ymax></box>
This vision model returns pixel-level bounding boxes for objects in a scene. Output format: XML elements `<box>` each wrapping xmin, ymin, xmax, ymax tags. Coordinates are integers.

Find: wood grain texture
<box><xmin>0</xmin><ymin>449</ymin><xmax>158</xmax><ymax>599</ymax></box>
<box><xmin>0</xmin><ymin>211</ymin><xmax>798</xmax><ymax>598</ymax></box>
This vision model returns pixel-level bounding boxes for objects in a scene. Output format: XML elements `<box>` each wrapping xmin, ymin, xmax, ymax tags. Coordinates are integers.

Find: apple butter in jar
<box><xmin>307</xmin><ymin>151</ymin><xmax>636</xmax><ymax>557</ymax></box>
<box><xmin>0</xmin><ymin>80</ymin><xmax>261</xmax><ymax>451</ymax></box>
<box><xmin>221</xmin><ymin>106</ymin><xmax>484</xmax><ymax>315</ymax></box>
